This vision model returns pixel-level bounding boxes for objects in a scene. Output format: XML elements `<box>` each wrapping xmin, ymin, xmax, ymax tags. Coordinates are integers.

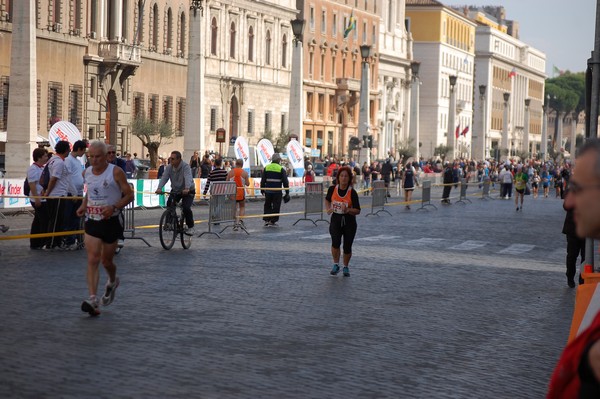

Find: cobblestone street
<box><xmin>0</xmin><ymin>189</ymin><xmax>575</xmax><ymax>398</ymax></box>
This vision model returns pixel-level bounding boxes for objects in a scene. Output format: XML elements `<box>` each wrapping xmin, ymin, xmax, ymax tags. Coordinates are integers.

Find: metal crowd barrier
<box><xmin>122</xmin><ymin>183</ymin><xmax>152</xmax><ymax>248</ymax></box>
<box><xmin>365</xmin><ymin>180</ymin><xmax>392</xmax><ymax>217</ymax></box>
<box><xmin>456</xmin><ymin>178</ymin><xmax>472</xmax><ymax>205</ymax></box>
<box><xmin>293</xmin><ymin>182</ymin><xmax>329</xmax><ymax>226</ymax></box>
<box><xmin>480</xmin><ymin>178</ymin><xmax>494</xmax><ymax>200</ymax></box>
<box><xmin>199</xmin><ymin>181</ymin><xmax>241</xmax><ymax>238</ymax></box>
<box><xmin>417</xmin><ymin>180</ymin><xmax>437</xmax><ymax>211</ymax></box>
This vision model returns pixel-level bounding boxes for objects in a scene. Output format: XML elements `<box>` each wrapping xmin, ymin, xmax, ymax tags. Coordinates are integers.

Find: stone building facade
<box><xmin>0</xmin><ymin>0</ymin><xmax>296</xmax><ymax>167</ymax></box>
<box><xmin>376</xmin><ymin>0</ymin><xmax>412</xmax><ymax>162</ymax></box>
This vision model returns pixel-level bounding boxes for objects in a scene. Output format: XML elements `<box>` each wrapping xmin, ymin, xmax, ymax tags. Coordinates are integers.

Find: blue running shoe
<box><xmin>330</xmin><ymin>264</ymin><xmax>340</xmax><ymax>275</ymax></box>
<box><xmin>342</xmin><ymin>266</ymin><xmax>350</xmax><ymax>277</ymax></box>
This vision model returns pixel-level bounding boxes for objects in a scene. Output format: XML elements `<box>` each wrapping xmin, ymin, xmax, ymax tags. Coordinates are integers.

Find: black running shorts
<box><xmin>85</xmin><ymin>216</ymin><xmax>122</xmax><ymax>244</ymax></box>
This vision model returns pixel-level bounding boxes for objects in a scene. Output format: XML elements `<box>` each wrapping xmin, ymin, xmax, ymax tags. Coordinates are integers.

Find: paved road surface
<box><xmin>0</xmin><ymin>188</ymin><xmax>577</xmax><ymax>398</ymax></box>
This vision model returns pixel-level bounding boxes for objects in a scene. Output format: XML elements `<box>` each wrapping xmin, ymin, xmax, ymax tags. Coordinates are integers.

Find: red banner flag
<box><xmin>461</xmin><ymin>126</ymin><xmax>470</xmax><ymax>136</ymax></box>
<box><xmin>455</xmin><ymin>124</ymin><xmax>460</xmax><ymax>139</ymax></box>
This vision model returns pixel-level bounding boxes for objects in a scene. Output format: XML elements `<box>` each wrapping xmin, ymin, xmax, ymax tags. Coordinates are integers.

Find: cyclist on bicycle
<box><xmin>155</xmin><ymin>151</ymin><xmax>196</xmax><ymax>234</ymax></box>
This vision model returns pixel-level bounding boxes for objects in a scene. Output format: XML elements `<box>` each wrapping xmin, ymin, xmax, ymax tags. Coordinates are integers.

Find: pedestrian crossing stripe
<box><xmin>300</xmin><ymin>234</ymin><xmax>330</xmax><ymax>240</ymax></box>
<box><xmin>407</xmin><ymin>238</ymin><xmax>446</xmax><ymax>246</ymax></box>
<box><xmin>355</xmin><ymin>235</ymin><xmax>397</xmax><ymax>242</ymax></box>
<box><xmin>292</xmin><ymin>234</ymin><xmax>540</xmax><ymax>255</ymax></box>
<box><xmin>449</xmin><ymin>240</ymin><xmax>488</xmax><ymax>250</ymax></box>
<box><xmin>497</xmin><ymin>244</ymin><xmax>536</xmax><ymax>254</ymax></box>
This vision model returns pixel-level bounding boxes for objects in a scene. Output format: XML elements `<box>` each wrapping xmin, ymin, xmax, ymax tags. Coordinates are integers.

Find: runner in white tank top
<box><xmin>76</xmin><ymin>141</ymin><xmax>133</xmax><ymax>316</ymax></box>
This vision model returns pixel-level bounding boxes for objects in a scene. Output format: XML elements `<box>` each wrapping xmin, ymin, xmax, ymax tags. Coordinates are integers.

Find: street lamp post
<box><xmin>523</xmin><ymin>98</ymin><xmax>531</xmax><ymax>159</ymax></box>
<box><xmin>541</xmin><ymin>94</ymin><xmax>554</xmax><ymax>161</ymax></box>
<box><xmin>502</xmin><ymin>92</ymin><xmax>510</xmax><ymax>159</ymax></box>
<box><xmin>446</xmin><ymin>75</ymin><xmax>457</xmax><ymax>160</ymax></box>
<box><xmin>358</xmin><ymin>44</ymin><xmax>372</xmax><ymax>165</ymax></box>
<box><xmin>183</xmin><ymin>0</ymin><xmax>204</xmax><ymax>161</ymax></box>
<box><xmin>479</xmin><ymin>84</ymin><xmax>487</xmax><ymax>160</ymax></box>
<box><xmin>289</xmin><ymin>18</ymin><xmax>305</xmax><ymax>149</ymax></box>
<box><xmin>409</xmin><ymin>61</ymin><xmax>420</xmax><ymax>161</ymax></box>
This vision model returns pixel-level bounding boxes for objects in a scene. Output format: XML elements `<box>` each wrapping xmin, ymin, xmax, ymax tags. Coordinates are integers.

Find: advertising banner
<box><xmin>234</xmin><ymin>136</ymin><xmax>251</xmax><ymax>174</ymax></box>
<box><xmin>286</xmin><ymin>140</ymin><xmax>305</xmax><ymax>178</ymax></box>
<box><xmin>2</xmin><ymin>179</ymin><xmax>29</xmax><ymax>208</ymax></box>
<box><xmin>48</xmin><ymin>121</ymin><xmax>82</xmax><ymax>150</ymax></box>
<box><xmin>256</xmin><ymin>139</ymin><xmax>275</xmax><ymax>167</ymax></box>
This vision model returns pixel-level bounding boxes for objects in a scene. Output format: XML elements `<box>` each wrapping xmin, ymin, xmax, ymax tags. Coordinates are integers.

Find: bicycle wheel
<box><xmin>180</xmin><ymin>212</ymin><xmax>192</xmax><ymax>249</ymax></box>
<box><xmin>159</xmin><ymin>209</ymin><xmax>177</xmax><ymax>250</ymax></box>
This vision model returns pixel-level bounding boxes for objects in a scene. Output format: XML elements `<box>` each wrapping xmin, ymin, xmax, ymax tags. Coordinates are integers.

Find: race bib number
<box><xmin>332</xmin><ymin>201</ymin><xmax>346</xmax><ymax>214</ymax></box>
<box><xmin>87</xmin><ymin>199</ymin><xmax>107</xmax><ymax>221</ymax></box>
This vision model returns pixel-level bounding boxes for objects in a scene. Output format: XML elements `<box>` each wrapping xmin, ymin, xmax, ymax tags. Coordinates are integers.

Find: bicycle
<box><xmin>157</xmin><ymin>191</ymin><xmax>193</xmax><ymax>250</ymax></box>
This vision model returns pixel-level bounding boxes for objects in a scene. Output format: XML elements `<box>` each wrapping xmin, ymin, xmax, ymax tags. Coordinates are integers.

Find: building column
<box><xmin>5</xmin><ymin>0</ymin><xmax>38</xmax><ymax>177</ymax></box>
<box><xmin>99</xmin><ymin>0</ymin><xmax>106</xmax><ymax>39</ymax></box>
<box><xmin>113</xmin><ymin>0</ymin><xmax>123</xmax><ymax>41</ymax></box>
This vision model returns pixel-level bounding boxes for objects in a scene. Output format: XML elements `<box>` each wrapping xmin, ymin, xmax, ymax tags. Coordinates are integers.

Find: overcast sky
<box><xmin>444</xmin><ymin>1</ymin><xmax>597</xmax><ymax>76</ymax></box>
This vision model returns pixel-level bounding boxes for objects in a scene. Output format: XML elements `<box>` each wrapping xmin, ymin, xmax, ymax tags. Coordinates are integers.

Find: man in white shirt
<box><xmin>27</xmin><ymin>147</ymin><xmax>49</xmax><ymax>249</ymax></box>
<box><xmin>63</xmin><ymin>140</ymin><xmax>87</xmax><ymax>249</ymax></box>
<box><xmin>42</xmin><ymin>140</ymin><xmax>72</xmax><ymax>249</ymax></box>
<box><xmin>498</xmin><ymin>165</ymin><xmax>514</xmax><ymax>199</ymax></box>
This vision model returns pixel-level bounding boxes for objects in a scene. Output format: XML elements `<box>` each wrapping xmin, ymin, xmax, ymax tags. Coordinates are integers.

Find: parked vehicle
<box><xmin>313</xmin><ymin>162</ymin><xmax>325</xmax><ymax>177</ymax></box>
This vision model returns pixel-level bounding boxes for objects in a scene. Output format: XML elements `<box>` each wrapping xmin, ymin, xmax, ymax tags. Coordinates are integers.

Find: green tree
<box><xmin>545</xmin><ymin>72</ymin><xmax>585</xmax><ymax>151</ymax></box>
<box><xmin>434</xmin><ymin>144</ymin><xmax>451</xmax><ymax>161</ymax></box>
<box><xmin>272</xmin><ymin>129</ymin><xmax>292</xmax><ymax>154</ymax></box>
<box><xmin>130</xmin><ymin>115</ymin><xmax>175</xmax><ymax>168</ymax></box>
<box><xmin>396</xmin><ymin>138</ymin><xmax>416</xmax><ymax>161</ymax></box>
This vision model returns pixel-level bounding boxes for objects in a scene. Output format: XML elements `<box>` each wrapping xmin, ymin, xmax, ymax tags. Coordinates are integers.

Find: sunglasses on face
<box><xmin>107</xmin><ymin>151</ymin><xmax>116</xmax><ymax>154</ymax></box>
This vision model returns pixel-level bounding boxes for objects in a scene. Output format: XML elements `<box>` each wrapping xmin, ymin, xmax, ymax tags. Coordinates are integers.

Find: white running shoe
<box><xmin>81</xmin><ymin>296</ymin><xmax>101</xmax><ymax>316</ymax></box>
<box><xmin>101</xmin><ymin>277</ymin><xmax>120</xmax><ymax>306</ymax></box>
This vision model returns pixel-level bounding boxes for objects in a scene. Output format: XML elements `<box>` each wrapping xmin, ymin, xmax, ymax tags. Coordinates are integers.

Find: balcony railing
<box><xmin>98</xmin><ymin>41</ymin><xmax>141</xmax><ymax>64</ymax></box>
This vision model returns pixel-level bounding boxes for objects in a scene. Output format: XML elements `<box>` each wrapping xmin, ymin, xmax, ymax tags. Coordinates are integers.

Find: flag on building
<box><xmin>509</xmin><ymin>67</ymin><xmax>517</xmax><ymax>78</ymax></box>
<box><xmin>455</xmin><ymin>124</ymin><xmax>460</xmax><ymax>139</ymax></box>
<box><xmin>553</xmin><ymin>65</ymin><xmax>564</xmax><ymax>77</ymax></box>
<box><xmin>461</xmin><ymin>126</ymin><xmax>470</xmax><ymax>136</ymax></box>
<box><xmin>344</xmin><ymin>11</ymin><xmax>356</xmax><ymax>38</ymax></box>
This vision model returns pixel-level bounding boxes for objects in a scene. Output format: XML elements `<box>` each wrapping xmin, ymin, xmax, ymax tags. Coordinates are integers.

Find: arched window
<box><xmin>53</xmin><ymin>0</ymin><xmax>61</xmax><ymax>24</ymax></box>
<box><xmin>74</xmin><ymin>0</ymin><xmax>82</xmax><ymax>30</ymax></box>
<box><xmin>211</xmin><ymin>17</ymin><xmax>218</xmax><ymax>56</ymax></box>
<box><xmin>230</xmin><ymin>22</ymin><xmax>236</xmax><ymax>59</ymax></box>
<box><xmin>151</xmin><ymin>3</ymin><xmax>159</xmax><ymax>50</ymax></box>
<box><xmin>281</xmin><ymin>34</ymin><xmax>288</xmax><ymax>68</ymax></box>
<box><xmin>265</xmin><ymin>29</ymin><xmax>271</xmax><ymax>65</ymax></box>
<box><xmin>248</xmin><ymin>26</ymin><xmax>254</xmax><ymax>62</ymax></box>
<box><xmin>166</xmin><ymin>8</ymin><xmax>173</xmax><ymax>52</ymax></box>
<box><xmin>179</xmin><ymin>12</ymin><xmax>186</xmax><ymax>57</ymax></box>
